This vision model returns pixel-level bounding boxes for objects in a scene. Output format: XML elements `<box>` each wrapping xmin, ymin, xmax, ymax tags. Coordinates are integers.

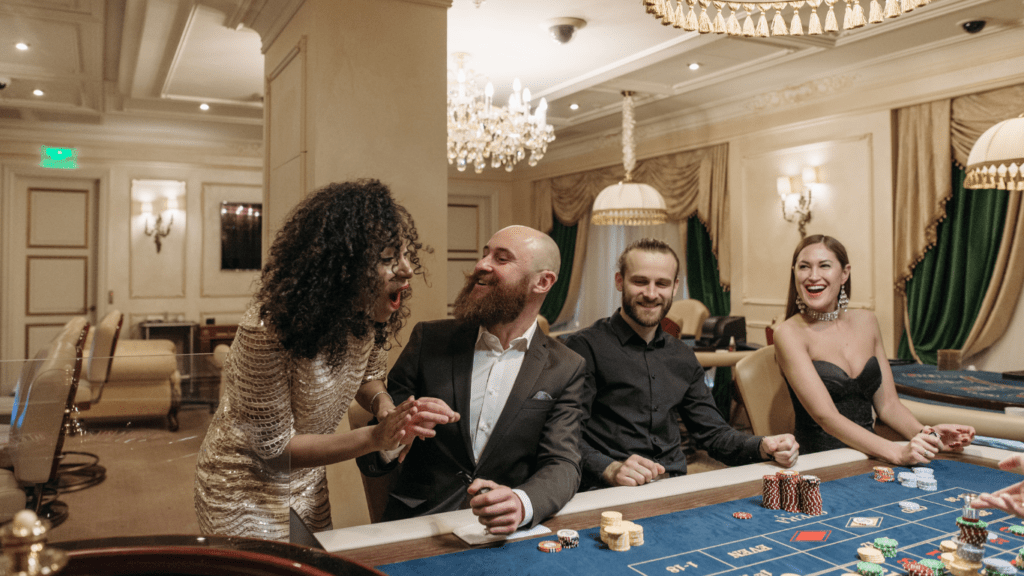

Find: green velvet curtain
<box><xmin>686</xmin><ymin>215</ymin><xmax>733</xmax><ymax>417</ymax></box>
<box><xmin>540</xmin><ymin>219</ymin><xmax>577</xmax><ymax>324</ymax></box>
<box><xmin>898</xmin><ymin>167</ymin><xmax>1007</xmax><ymax>364</ymax></box>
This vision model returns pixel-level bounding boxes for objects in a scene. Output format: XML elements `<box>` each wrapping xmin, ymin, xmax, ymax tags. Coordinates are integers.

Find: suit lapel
<box><xmin>449</xmin><ymin>323</ymin><xmax>478</xmax><ymax>460</ymax></box>
<box><xmin>475</xmin><ymin>334</ymin><xmax>550</xmax><ymax>466</ymax></box>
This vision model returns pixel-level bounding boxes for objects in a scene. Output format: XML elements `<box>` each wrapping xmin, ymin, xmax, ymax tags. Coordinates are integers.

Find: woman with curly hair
<box><xmin>194</xmin><ymin>179</ymin><xmax>450</xmax><ymax>539</ymax></box>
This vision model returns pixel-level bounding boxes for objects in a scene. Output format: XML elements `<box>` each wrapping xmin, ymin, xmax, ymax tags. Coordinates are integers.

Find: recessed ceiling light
<box><xmin>33</xmin><ymin>89</ymin><xmax>44</xmax><ymax>96</ymax></box>
<box><xmin>688</xmin><ymin>62</ymin><xmax>701</xmax><ymax>71</ymax></box>
<box><xmin>199</xmin><ymin>103</ymin><xmax>210</xmax><ymax>111</ymax></box>
<box><xmin>569</xmin><ymin>103</ymin><xmax>579</xmax><ymax>110</ymax></box>
<box><xmin>15</xmin><ymin>42</ymin><xmax>29</xmax><ymax>51</ymax></box>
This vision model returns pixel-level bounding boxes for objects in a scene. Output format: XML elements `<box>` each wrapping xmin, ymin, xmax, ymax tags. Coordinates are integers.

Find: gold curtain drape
<box><xmin>532</xmin><ymin>143</ymin><xmax>729</xmax><ymax>325</ymax></box>
<box><xmin>894</xmin><ymin>82</ymin><xmax>1024</xmax><ymax>360</ymax></box>
<box><xmin>893</xmin><ymin>99</ymin><xmax>952</xmax><ymax>293</ymax></box>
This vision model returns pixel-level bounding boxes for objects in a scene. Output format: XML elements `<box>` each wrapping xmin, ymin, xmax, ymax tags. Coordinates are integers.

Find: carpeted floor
<box><xmin>48</xmin><ymin>406</ymin><xmax>214</xmax><ymax>543</ymax></box>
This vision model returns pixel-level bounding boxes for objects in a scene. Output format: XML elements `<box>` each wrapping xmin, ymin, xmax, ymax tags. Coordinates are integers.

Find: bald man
<box><xmin>358</xmin><ymin>226</ymin><xmax>587</xmax><ymax>533</ymax></box>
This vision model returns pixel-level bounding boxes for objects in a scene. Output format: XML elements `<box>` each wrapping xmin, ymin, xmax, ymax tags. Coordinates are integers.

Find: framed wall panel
<box><xmin>26</xmin><ymin>256</ymin><xmax>87</xmax><ymax>315</ymax></box>
<box><xmin>28</xmin><ymin>188</ymin><xmax>89</xmax><ymax>248</ymax></box>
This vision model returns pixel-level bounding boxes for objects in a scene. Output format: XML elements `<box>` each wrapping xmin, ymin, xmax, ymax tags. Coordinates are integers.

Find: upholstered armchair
<box><xmin>661</xmin><ymin>299</ymin><xmax>711</xmax><ymax>339</ymax></box>
<box><xmin>77</xmin><ymin>311</ymin><xmax>182</xmax><ymax>431</ymax></box>
<box><xmin>0</xmin><ymin>317</ymin><xmax>88</xmax><ymax>524</ymax></box>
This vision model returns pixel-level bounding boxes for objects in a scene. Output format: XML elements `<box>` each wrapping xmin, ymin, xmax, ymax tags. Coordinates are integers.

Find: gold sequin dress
<box><xmin>193</xmin><ymin>304</ymin><xmax>386</xmax><ymax>540</ymax></box>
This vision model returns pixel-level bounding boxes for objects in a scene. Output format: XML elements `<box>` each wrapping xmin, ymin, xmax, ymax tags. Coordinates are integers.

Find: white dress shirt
<box><xmin>468</xmin><ymin>321</ymin><xmax>538</xmax><ymax>526</ymax></box>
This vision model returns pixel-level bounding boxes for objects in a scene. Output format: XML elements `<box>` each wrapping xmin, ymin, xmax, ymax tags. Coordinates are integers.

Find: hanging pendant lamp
<box><xmin>965</xmin><ymin>114</ymin><xmax>1024</xmax><ymax>191</ymax></box>
<box><xmin>591</xmin><ymin>92</ymin><xmax>669</xmax><ymax>226</ymax></box>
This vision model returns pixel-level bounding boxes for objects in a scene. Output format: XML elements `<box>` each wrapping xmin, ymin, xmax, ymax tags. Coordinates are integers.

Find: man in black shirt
<box><xmin>564</xmin><ymin>238</ymin><xmax>798</xmax><ymax>490</ymax></box>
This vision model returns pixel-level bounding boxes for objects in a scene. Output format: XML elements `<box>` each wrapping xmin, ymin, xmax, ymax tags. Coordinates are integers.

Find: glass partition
<box><xmin>0</xmin><ymin>351</ymin><xmax>295</xmax><ymax>545</ymax></box>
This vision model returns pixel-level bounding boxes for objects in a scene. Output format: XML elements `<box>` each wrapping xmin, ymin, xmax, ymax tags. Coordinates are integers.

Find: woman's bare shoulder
<box><xmin>773</xmin><ymin>316</ymin><xmax>809</xmax><ymax>348</ymax></box>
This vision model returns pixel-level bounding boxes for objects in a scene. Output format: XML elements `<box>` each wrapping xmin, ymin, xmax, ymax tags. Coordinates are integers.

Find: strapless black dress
<box><xmin>787</xmin><ymin>356</ymin><xmax>882</xmax><ymax>454</ymax></box>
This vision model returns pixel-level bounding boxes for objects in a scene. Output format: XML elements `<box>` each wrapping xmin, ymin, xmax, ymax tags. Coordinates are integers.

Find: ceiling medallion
<box><xmin>642</xmin><ymin>0</ymin><xmax>934</xmax><ymax>37</ymax></box>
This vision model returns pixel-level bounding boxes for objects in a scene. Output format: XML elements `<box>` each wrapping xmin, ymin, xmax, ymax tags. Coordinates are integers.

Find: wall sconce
<box><xmin>143</xmin><ymin>197</ymin><xmax>175</xmax><ymax>253</ymax></box>
<box><xmin>777</xmin><ymin>167</ymin><xmax>818</xmax><ymax>238</ymax></box>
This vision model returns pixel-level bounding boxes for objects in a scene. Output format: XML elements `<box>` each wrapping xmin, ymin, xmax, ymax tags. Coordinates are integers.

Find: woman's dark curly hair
<box><xmin>255</xmin><ymin>179</ymin><xmax>426</xmax><ymax>368</ymax></box>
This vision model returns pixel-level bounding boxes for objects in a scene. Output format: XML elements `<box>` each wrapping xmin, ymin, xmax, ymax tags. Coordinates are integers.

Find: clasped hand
<box><xmin>375</xmin><ymin>396</ymin><xmax>461</xmax><ymax>461</ymax></box>
<box><xmin>898</xmin><ymin>424</ymin><xmax>975</xmax><ymax>466</ymax></box>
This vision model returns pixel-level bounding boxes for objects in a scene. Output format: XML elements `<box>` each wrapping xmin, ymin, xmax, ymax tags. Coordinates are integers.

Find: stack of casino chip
<box><xmin>857</xmin><ymin>546</ymin><xmax>885</xmax><ymax>564</ymax></box>
<box><xmin>537</xmin><ymin>540</ymin><xmax>562</xmax><ymax>553</ymax></box>
<box><xmin>898</xmin><ymin>471</ymin><xmax>919</xmax><ymax>488</ymax></box>
<box><xmin>762</xmin><ymin>474</ymin><xmax>781</xmax><ymax>509</ymax></box>
<box><xmin>556</xmin><ymin>529</ymin><xmax>579</xmax><ymax>549</ymax></box>
<box><xmin>941</xmin><ymin>540</ymin><xmax>958</xmax><ymax>554</ymax></box>
<box><xmin>799</xmin><ymin>475</ymin><xmax>824</xmax><ymax>516</ymax></box>
<box><xmin>949</xmin><ymin>541</ymin><xmax>985</xmax><ymax>576</ymax></box>
<box><xmin>904</xmin><ymin>560</ymin><xmax>933</xmax><ymax>576</ymax></box>
<box><xmin>941</xmin><ymin>552</ymin><xmax>956</xmax><ymax>572</ymax></box>
<box><xmin>873</xmin><ymin>537</ymin><xmax>898</xmax><ymax>558</ymax></box>
<box><xmin>1017</xmin><ymin>546</ymin><xmax>1024</xmax><ymax>566</ymax></box>
<box><xmin>856</xmin><ymin>561</ymin><xmax>884</xmax><ymax>576</ymax></box>
<box><xmin>983</xmin><ymin>558</ymin><xmax>1018</xmax><ymax>576</ymax></box>
<box><xmin>604</xmin><ymin>524</ymin><xmax>630</xmax><ymax>552</ymax></box>
<box><xmin>626</xmin><ymin>523</ymin><xmax>644</xmax><ymax>547</ymax></box>
<box><xmin>1009</xmin><ymin>525</ymin><xmax>1024</xmax><ymax>536</ymax></box>
<box><xmin>777</xmin><ymin>470</ymin><xmax>801</xmax><ymax>513</ymax></box>
<box><xmin>919</xmin><ymin>558</ymin><xmax>947</xmax><ymax>575</ymax></box>
<box><xmin>918</xmin><ymin>476</ymin><xmax>938</xmax><ymax>491</ymax></box>
<box><xmin>873</xmin><ymin>466</ymin><xmax>894</xmax><ymax>482</ymax></box>
<box><xmin>956</xmin><ymin>516</ymin><xmax>989</xmax><ymax>546</ymax></box>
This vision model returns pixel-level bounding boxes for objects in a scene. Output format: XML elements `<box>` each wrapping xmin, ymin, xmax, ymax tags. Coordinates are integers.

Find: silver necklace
<box><xmin>797</xmin><ymin>286</ymin><xmax>848</xmax><ymax>323</ymax></box>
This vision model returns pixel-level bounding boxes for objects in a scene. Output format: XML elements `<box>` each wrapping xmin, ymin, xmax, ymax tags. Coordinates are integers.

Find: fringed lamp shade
<box><xmin>592</xmin><ymin>91</ymin><xmax>670</xmax><ymax>226</ymax></box>
<box><xmin>965</xmin><ymin>115</ymin><xmax>1024</xmax><ymax>191</ymax></box>
<box><xmin>592</xmin><ymin>182</ymin><xmax>669</xmax><ymax>226</ymax></box>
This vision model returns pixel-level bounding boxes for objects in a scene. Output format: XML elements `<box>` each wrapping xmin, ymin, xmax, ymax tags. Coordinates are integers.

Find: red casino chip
<box><xmin>538</xmin><ymin>540</ymin><xmax>562</xmax><ymax>553</ymax></box>
<box><xmin>733</xmin><ymin>511</ymin><xmax>753</xmax><ymax>519</ymax></box>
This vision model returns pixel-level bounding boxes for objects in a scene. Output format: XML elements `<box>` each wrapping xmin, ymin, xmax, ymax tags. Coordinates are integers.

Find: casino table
<box><xmin>892</xmin><ymin>363</ymin><xmax>1024</xmax><ymax>411</ymax></box>
<box><xmin>321</xmin><ymin>447</ymin><xmax>1024</xmax><ymax>574</ymax></box>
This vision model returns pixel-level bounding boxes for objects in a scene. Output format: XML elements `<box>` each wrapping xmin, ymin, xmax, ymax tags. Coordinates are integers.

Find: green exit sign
<box><xmin>40</xmin><ymin>145</ymin><xmax>78</xmax><ymax>169</ymax></box>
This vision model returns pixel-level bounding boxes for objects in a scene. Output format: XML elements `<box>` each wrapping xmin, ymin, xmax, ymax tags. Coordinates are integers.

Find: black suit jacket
<box><xmin>358</xmin><ymin>319</ymin><xmax>586</xmax><ymax>527</ymax></box>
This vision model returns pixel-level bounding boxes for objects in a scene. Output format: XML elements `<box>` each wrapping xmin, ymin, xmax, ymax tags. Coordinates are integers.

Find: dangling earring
<box><xmin>796</xmin><ymin>289</ymin><xmax>806</xmax><ymax>313</ymax></box>
<box><xmin>838</xmin><ymin>286</ymin><xmax>849</xmax><ymax>312</ymax></box>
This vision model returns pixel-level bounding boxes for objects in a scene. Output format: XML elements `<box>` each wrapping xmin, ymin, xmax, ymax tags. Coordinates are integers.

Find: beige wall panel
<box><xmin>27</xmin><ymin>256</ymin><xmax>87</xmax><ymax>315</ymax></box>
<box><xmin>25</xmin><ymin>324</ymin><xmax>65</xmax><ymax>359</ymax></box>
<box><xmin>129</xmin><ymin>196</ymin><xmax>187</xmax><ymax>300</ymax></box>
<box><xmin>266</xmin><ymin>155</ymin><xmax>305</xmax><ymax>242</ymax></box>
<box><xmin>201</xmin><ymin>183</ymin><xmax>263</xmax><ymax>297</ymax></box>
<box><xmin>731</xmin><ymin>111</ymin><xmax>894</xmax><ymax>353</ymax></box>
<box><xmin>448</xmin><ymin>205</ymin><xmax>480</xmax><ymax>253</ymax></box>
<box><xmin>29</xmin><ymin>189</ymin><xmax>88</xmax><ymax>247</ymax></box>
<box><xmin>267</xmin><ymin>44</ymin><xmax>304</xmax><ymax>172</ymax></box>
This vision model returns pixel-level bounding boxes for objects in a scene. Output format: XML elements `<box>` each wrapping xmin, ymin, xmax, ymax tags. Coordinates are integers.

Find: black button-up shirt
<box><xmin>564</xmin><ymin>311</ymin><xmax>763</xmax><ymax>489</ymax></box>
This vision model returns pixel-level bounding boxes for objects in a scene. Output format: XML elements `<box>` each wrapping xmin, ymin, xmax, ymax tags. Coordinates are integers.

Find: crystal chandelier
<box><xmin>447</xmin><ymin>53</ymin><xmax>555</xmax><ymax>173</ymax></box>
<box><xmin>642</xmin><ymin>0</ymin><xmax>936</xmax><ymax>37</ymax></box>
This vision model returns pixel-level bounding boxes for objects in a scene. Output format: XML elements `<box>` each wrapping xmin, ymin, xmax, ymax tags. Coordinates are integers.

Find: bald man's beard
<box><xmin>453</xmin><ymin>271</ymin><xmax>531</xmax><ymax>327</ymax></box>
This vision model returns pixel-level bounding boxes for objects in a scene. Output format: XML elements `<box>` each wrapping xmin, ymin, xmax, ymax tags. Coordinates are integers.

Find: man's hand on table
<box><xmin>467</xmin><ymin>478</ymin><xmax>524</xmax><ymax>535</ymax></box>
<box><xmin>603</xmin><ymin>454</ymin><xmax>666</xmax><ymax>487</ymax></box>
<box><xmin>760</xmin><ymin>434</ymin><xmax>799</xmax><ymax>468</ymax></box>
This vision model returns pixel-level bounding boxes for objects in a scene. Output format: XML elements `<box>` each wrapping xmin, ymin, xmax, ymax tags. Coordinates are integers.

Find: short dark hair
<box><xmin>255</xmin><ymin>179</ymin><xmax>427</xmax><ymax>368</ymax></box>
<box><xmin>618</xmin><ymin>238</ymin><xmax>680</xmax><ymax>279</ymax></box>
<box><xmin>785</xmin><ymin>234</ymin><xmax>851</xmax><ymax>320</ymax></box>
